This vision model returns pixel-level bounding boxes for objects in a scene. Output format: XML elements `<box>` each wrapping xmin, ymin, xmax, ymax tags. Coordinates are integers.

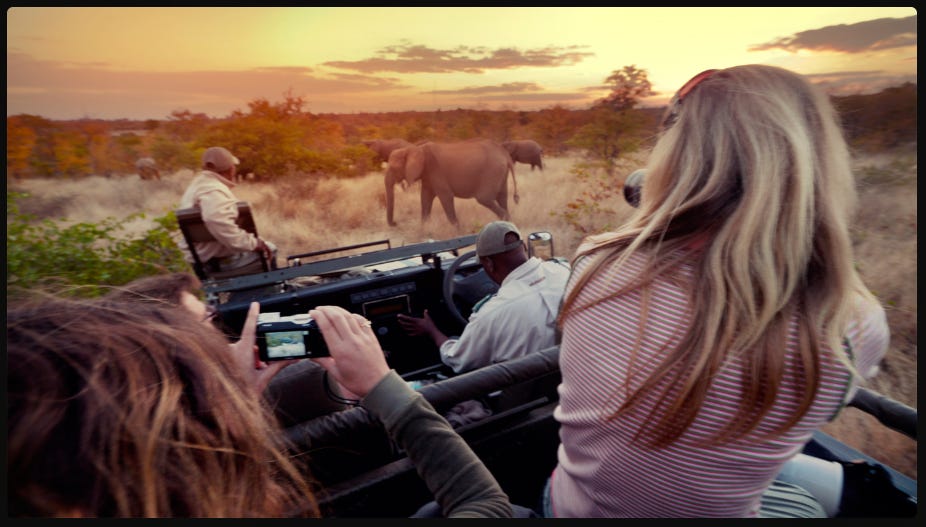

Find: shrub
<box><xmin>6</xmin><ymin>191</ymin><xmax>189</xmax><ymax>298</ymax></box>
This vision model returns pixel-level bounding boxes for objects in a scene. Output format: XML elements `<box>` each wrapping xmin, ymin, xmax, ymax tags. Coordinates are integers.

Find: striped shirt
<box><xmin>551</xmin><ymin>248</ymin><xmax>889</xmax><ymax>517</ymax></box>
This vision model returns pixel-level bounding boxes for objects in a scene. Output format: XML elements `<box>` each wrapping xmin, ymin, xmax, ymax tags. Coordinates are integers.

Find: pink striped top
<box><xmin>551</xmin><ymin>249</ymin><xmax>889</xmax><ymax>517</ymax></box>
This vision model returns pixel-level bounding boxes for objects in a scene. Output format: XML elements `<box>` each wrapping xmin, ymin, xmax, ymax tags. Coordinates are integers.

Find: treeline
<box><xmin>831</xmin><ymin>82</ymin><xmax>917</xmax><ymax>152</ymax></box>
<box><xmin>6</xmin><ymin>82</ymin><xmax>915</xmax><ymax>182</ymax></box>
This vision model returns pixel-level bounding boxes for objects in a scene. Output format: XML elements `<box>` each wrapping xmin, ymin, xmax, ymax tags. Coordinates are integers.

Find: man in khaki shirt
<box><xmin>176</xmin><ymin>146</ymin><xmax>277</xmax><ymax>274</ymax></box>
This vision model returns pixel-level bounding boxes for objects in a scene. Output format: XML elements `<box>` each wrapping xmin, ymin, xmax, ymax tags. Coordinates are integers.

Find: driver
<box><xmin>397</xmin><ymin>221</ymin><xmax>570</xmax><ymax>374</ymax></box>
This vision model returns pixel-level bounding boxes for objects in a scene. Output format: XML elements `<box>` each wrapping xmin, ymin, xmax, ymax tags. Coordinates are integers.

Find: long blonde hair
<box><xmin>7</xmin><ymin>293</ymin><xmax>321</xmax><ymax>517</ymax></box>
<box><xmin>558</xmin><ymin>64</ymin><xmax>873</xmax><ymax>447</ymax></box>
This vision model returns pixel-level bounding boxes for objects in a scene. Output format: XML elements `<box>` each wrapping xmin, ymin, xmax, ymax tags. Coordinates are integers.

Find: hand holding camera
<box><xmin>308</xmin><ymin>305</ymin><xmax>391</xmax><ymax>399</ymax></box>
<box><xmin>233</xmin><ymin>302</ymin><xmax>297</xmax><ymax>394</ymax></box>
<box><xmin>256</xmin><ymin>312</ymin><xmax>331</xmax><ymax>361</ymax></box>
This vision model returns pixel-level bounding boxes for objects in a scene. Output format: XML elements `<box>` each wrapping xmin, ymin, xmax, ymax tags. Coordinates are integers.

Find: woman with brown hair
<box><xmin>7</xmin><ymin>296</ymin><xmax>512</xmax><ymax>517</ymax></box>
<box><xmin>101</xmin><ymin>271</ymin><xmax>353</xmax><ymax>420</ymax></box>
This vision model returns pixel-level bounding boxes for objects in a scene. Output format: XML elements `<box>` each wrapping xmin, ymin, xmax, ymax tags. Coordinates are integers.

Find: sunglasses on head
<box><xmin>661</xmin><ymin>69</ymin><xmax>720</xmax><ymax>130</ymax></box>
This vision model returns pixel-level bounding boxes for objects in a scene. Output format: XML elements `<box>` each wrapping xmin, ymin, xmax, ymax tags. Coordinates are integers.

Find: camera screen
<box><xmin>264</xmin><ymin>330</ymin><xmax>308</xmax><ymax>359</ymax></box>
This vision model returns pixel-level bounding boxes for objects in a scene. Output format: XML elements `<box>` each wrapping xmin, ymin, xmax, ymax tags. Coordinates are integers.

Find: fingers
<box><xmin>240</xmin><ymin>302</ymin><xmax>260</xmax><ymax>343</ymax></box>
<box><xmin>308</xmin><ymin>306</ymin><xmax>390</xmax><ymax>397</ymax></box>
<box><xmin>313</xmin><ymin>306</ymin><xmax>372</xmax><ymax>336</ymax></box>
<box><xmin>350</xmin><ymin>312</ymin><xmax>373</xmax><ymax>331</ymax></box>
<box><xmin>311</xmin><ymin>306</ymin><xmax>346</xmax><ymax>342</ymax></box>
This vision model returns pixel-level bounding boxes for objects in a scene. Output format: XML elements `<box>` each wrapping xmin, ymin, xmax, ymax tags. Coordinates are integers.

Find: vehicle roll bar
<box><xmin>283</xmin><ymin>346</ymin><xmax>561</xmax><ymax>451</ymax></box>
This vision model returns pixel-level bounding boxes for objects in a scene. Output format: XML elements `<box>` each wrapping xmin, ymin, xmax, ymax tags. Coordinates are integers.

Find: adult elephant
<box><xmin>385</xmin><ymin>140</ymin><xmax>518</xmax><ymax>229</ymax></box>
<box><xmin>135</xmin><ymin>157</ymin><xmax>160</xmax><ymax>180</ymax></box>
<box><xmin>363</xmin><ymin>139</ymin><xmax>414</xmax><ymax>166</ymax></box>
<box><xmin>501</xmin><ymin>139</ymin><xmax>543</xmax><ymax>171</ymax></box>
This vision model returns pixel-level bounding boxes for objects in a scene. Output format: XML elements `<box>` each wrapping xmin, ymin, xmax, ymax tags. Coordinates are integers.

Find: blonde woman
<box><xmin>546</xmin><ymin>65</ymin><xmax>888</xmax><ymax>517</ymax></box>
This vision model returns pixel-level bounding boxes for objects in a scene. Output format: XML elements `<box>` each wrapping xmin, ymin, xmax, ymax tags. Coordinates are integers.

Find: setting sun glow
<box><xmin>7</xmin><ymin>6</ymin><xmax>916</xmax><ymax>120</ymax></box>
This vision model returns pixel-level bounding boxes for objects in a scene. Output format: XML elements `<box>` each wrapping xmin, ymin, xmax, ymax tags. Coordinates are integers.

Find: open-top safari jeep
<box><xmin>201</xmin><ymin>229</ymin><xmax>916</xmax><ymax>518</ymax></box>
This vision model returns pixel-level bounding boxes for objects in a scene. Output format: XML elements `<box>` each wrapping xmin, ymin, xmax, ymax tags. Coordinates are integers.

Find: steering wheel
<box><xmin>442</xmin><ymin>250</ymin><xmax>498</xmax><ymax>327</ymax></box>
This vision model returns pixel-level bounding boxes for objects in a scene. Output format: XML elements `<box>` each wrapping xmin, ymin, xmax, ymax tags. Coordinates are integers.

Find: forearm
<box><xmin>428</xmin><ymin>326</ymin><xmax>449</xmax><ymax>347</ymax></box>
<box><xmin>362</xmin><ymin>371</ymin><xmax>512</xmax><ymax>518</ymax></box>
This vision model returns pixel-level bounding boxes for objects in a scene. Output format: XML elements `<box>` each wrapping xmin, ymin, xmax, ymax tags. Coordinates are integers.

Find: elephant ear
<box><xmin>387</xmin><ymin>147</ymin><xmax>408</xmax><ymax>175</ymax></box>
<box><xmin>405</xmin><ymin>146</ymin><xmax>426</xmax><ymax>184</ymax></box>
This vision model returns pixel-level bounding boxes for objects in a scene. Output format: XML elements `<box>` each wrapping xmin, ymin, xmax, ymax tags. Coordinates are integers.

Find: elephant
<box><xmin>501</xmin><ymin>139</ymin><xmax>543</xmax><ymax>171</ymax></box>
<box><xmin>384</xmin><ymin>140</ymin><xmax>519</xmax><ymax>229</ymax></box>
<box><xmin>363</xmin><ymin>139</ymin><xmax>414</xmax><ymax>166</ymax></box>
<box><xmin>135</xmin><ymin>157</ymin><xmax>160</xmax><ymax>180</ymax></box>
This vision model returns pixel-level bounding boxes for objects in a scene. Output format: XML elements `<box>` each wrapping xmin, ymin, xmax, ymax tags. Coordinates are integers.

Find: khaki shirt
<box><xmin>175</xmin><ymin>170</ymin><xmax>259</xmax><ymax>263</ymax></box>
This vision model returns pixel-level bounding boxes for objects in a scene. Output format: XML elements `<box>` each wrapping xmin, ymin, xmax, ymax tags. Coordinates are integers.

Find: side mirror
<box><xmin>624</xmin><ymin>169</ymin><xmax>646</xmax><ymax>208</ymax></box>
<box><xmin>527</xmin><ymin>231</ymin><xmax>554</xmax><ymax>260</ymax></box>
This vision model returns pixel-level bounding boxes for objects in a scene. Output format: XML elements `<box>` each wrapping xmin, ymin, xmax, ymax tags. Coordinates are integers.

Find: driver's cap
<box><xmin>476</xmin><ymin>221</ymin><xmax>522</xmax><ymax>257</ymax></box>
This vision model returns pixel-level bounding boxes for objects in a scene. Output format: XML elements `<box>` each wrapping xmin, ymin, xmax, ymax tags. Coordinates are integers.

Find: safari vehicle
<box><xmin>201</xmin><ymin>229</ymin><xmax>916</xmax><ymax>518</ymax></box>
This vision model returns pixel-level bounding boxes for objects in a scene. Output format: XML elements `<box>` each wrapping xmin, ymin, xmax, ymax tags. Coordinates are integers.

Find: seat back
<box><xmin>175</xmin><ymin>201</ymin><xmax>268</xmax><ymax>280</ymax></box>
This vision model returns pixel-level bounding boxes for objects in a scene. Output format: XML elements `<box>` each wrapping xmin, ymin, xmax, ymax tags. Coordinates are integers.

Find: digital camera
<box><xmin>256</xmin><ymin>312</ymin><xmax>329</xmax><ymax>361</ymax></box>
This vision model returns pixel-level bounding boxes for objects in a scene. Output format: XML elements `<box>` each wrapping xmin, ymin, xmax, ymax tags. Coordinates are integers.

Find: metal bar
<box><xmin>287</xmin><ymin>239</ymin><xmax>392</xmax><ymax>261</ymax></box>
<box><xmin>847</xmin><ymin>387</ymin><xmax>917</xmax><ymax>440</ymax></box>
<box><xmin>203</xmin><ymin>234</ymin><xmax>477</xmax><ymax>294</ymax></box>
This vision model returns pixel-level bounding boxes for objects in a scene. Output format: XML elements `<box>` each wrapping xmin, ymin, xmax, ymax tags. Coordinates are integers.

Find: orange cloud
<box><xmin>323</xmin><ymin>41</ymin><xmax>594</xmax><ymax>74</ymax></box>
<box><xmin>750</xmin><ymin>16</ymin><xmax>916</xmax><ymax>53</ymax></box>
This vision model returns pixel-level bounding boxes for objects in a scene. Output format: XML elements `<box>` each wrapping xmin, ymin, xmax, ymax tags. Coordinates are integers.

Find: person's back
<box><xmin>553</xmin><ymin>250</ymin><xmax>887</xmax><ymax>517</ymax></box>
<box><xmin>547</xmin><ymin>65</ymin><xmax>889</xmax><ymax>518</ymax></box>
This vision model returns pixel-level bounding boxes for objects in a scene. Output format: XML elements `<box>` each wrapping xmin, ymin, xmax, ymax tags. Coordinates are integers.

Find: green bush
<box><xmin>6</xmin><ymin>191</ymin><xmax>190</xmax><ymax>298</ymax></box>
<box><xmin>552</xmin><ymin>161</ymin><xmax>622</xmax><ymax>235</ymax></box>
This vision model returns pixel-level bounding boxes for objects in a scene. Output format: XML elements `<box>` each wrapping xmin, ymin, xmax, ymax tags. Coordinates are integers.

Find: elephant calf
<box><xmin>502</xmin><ymin>139</ymin><xmax>543</xmax><ymax>171</ymax></box>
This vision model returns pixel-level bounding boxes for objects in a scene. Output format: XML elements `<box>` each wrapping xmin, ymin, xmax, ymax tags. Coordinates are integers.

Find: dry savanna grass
<box><xmin>8</xmin><ymin>146</ymin><xmax>916</xmax><ymax>479</ymax></box>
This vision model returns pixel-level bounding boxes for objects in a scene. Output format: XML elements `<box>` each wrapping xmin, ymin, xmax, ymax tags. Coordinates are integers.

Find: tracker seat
<box><xmin>174</xmin><ymin>201</ymin><xmax>270</xmax><ymax>281</ymax></box>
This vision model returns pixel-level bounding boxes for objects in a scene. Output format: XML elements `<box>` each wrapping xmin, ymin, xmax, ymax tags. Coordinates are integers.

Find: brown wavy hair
<box><xmin>7</xmin><ymin>292</ymin><xmax>321</xmax><ymax>517</ymax></box>
<box><xmin>101</xmin><ymin>271</ymin><xmax>203</xmax><ymax>306</ymax></box>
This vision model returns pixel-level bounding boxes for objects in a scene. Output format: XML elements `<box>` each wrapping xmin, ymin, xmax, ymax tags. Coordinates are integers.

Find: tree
<box><xmin>599</xmin><ymin>65</ymin><xmax>654</xmax><ymax>112</ymax></box>
<box><xmin>164</xmin><ymin>109</ymin><xmax>211</xmax><ymax>142</ymax></box>
<box><xmin>6</xmin><ymin>117</ymin><xmax>38</xmax><ymax>179</ymax></box>
<box><xmin>52</xmin><ymin>129</ymin><xmax>92</xmax><ymax>177</ymax></box>
<box><xmin>569</xmin><ymin>65</ymin><xmax>654</xmax><ymax>176</ymax></box>
<box><xmin>528</xmin><ymin>105</ymin><xmax>578</xmax><ymax>155</ymax></box>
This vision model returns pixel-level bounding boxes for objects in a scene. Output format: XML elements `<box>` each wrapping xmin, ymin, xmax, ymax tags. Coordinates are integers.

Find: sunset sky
<box><xmin>6</xmin><ymin>7</ymin><xmax>917</xmax><ymax>121</ymax></box>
